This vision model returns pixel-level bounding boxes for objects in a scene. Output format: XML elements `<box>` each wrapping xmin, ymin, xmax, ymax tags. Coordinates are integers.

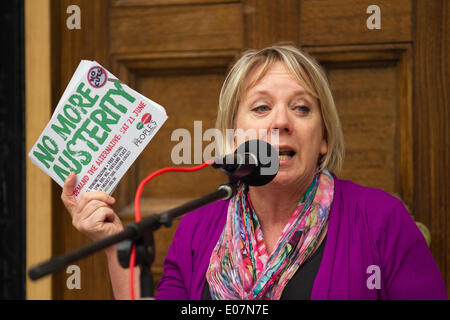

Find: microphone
<box><xmin>210</xmin><ymin>139</ymin><xmax>279</xmax><ymax>186</ymax></box>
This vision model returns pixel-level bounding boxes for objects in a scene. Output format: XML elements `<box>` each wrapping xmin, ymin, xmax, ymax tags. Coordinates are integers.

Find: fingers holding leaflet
<box><xmin>76</xmin><ymin>191</ymin><xmax>116</xmax><ymax>215</ymax></box>
<box><xmin>76</xmin><ymin>206</ymin><xmax>123</xmax><ymax>241</ymax></box>
<box><xmin>60</xmin><ymin>174</ymin><xmax>122</xmax><ymax>241</ymax></box>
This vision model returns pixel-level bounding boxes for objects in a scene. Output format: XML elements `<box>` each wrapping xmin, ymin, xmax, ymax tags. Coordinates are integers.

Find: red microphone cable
<box><xmin>129</xmin><ymin>161</ymin><xmax>212</xmax><ymax>300</ymax></box>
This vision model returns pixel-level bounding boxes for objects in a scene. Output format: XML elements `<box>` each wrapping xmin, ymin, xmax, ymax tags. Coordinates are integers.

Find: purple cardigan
<box><xmin>156</xmin><ymin>176</ymin><xmax>447</xmax><ymax>300</ymax></box>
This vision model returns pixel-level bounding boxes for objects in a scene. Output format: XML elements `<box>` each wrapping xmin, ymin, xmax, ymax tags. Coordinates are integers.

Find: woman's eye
<box><xmin>295</xmin><ymin>105</ymin><xmax>310</xmax><ymax>114</ymax></box>
<box><xmin>251</xmin><ymin>105</ymin><xmax>270</xmax><ymax>113</ymax></box>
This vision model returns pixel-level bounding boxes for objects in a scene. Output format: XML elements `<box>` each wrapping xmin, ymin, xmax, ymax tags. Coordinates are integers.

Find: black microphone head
<box><xmin>235</xmin><ymin>139</ymin><xmax>279</xmax><ymax>186</ymax></box>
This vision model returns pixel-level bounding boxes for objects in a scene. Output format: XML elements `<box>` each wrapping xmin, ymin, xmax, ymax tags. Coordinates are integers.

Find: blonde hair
<box><xmin>215</xmin><ymin>44</ymin><xmax>345</xmax><ymax>173</ymax></box>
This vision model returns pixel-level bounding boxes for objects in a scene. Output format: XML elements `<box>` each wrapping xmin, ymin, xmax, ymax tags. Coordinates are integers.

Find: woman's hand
<box><xmin>62</xmin><ymin>172</ymin><xmax>138</xmax><ymax>299</ymax></box>
<box><xmin>61</xmin><ymin>172</ymin><xmax>124</xmax><ymax>242</ymax></box>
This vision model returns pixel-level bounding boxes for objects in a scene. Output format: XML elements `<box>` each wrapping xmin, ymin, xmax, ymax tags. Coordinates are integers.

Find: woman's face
<box><xmin>235</xmin><ymin>61</ymin><xmax>327</xmax><ymax>188</ymax></box>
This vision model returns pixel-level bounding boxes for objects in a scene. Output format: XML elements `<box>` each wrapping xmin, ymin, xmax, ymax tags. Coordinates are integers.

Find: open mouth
<box><xmin>278</xmin><ymin>148</ymin><xmax>296</xmax><ymax>161</ymax></box>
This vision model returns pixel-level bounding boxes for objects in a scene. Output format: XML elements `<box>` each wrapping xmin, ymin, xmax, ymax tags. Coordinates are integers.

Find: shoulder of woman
<box><xmin>333</xmin><ymin>176</ymin><xmax>411</xmax><ymax>229</ymax></box>
<box><xmin>333</xmin><ymin>176</ymin><xmax>426</xmax><ymax>258</ymax></box>
<box><xmin>332</xmin><ymin>177</ymin><xmax>446</xmax><ymax>298</ymax></box>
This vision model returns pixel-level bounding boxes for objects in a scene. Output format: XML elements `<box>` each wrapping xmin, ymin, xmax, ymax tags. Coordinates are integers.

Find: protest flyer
<box><xmin>28</xmin><ymin>60</ymin><xmax>168</xmax><ymax>198</ymax></box>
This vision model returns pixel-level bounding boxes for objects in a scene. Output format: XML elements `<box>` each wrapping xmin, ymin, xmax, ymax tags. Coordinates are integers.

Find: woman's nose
<box><xmin>270</xmin><ymin>106</ymin><xmax>292</xmax><ymax>133</ymax></box>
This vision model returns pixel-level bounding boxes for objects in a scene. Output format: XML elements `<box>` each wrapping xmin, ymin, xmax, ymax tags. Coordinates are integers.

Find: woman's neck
<box><xmin>248</xmin><ymin>173</ymin><xmax>316</xmax><ymax>227</ymax></box>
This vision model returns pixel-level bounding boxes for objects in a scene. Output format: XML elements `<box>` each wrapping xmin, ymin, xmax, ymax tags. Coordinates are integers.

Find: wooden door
<box><xmin>42</xmin><ymin>0</ymin><xmax>448</xmax><ymax>299</ymax></box>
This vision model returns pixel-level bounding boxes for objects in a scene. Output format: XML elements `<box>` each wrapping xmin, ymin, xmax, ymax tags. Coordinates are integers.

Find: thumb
<box><xmin>62</xmin><ymin>172</ymin><xmax>77</xmax><ymax>210</ymax></box>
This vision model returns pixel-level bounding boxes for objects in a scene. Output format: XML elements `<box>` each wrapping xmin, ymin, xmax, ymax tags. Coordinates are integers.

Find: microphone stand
<box><xmin>28</xmin><ymin>182</ymin><xmax>237</xmax><ymax>299</ymax></box>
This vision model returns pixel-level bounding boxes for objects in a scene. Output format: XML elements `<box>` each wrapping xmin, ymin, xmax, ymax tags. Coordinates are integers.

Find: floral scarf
<box><xmin>206</xmin><ymin>169</ymin><xmax>334</xmax><ymax>300</ymax></box>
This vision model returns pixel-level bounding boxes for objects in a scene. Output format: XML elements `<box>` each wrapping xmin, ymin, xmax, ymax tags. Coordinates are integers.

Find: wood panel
<box><xmin>306</xmin><ymin>45</ymin><xmax>414</xmax><ymax>208</ymax></box>
<box><xmin>109</xmin><ymin>3</ymin><xmax>243</xmax><ymax>54</ymax></box>
<box><xmin>112</xmin><ymin>0</ymin><xmax>237</xmax><ymax>6</ymax></box>
<box><xmin>135</xmin><ymin>72</ymin><xmax>227</xmax><ymax>195</ymax></box>
<box><xmin>300</xmin><ymin>0</ymin><xmax>412</xmax><ymax>46</ymax></box>
<box><xmin>413</xmin><ymin>0</ymin><xmax>450</xmax><ymax>297</ymax></box>
<box><xmin>243</xmin><ymin>0</ymin><xmax>300</xmax><ymax>48</ymax></box>
<box><xmin>331</xmin><ymin>66</ymin><xmax>399</xmax><ymax>190</ymax></box>
<box><xmin>50</xmin><ymin>0</ymin><xmax>112</xmax><ymax>300</ymax></box>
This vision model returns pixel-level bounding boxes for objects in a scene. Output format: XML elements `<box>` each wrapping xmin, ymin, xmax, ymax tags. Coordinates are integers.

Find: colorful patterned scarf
<box><xmin>206</xmin><ymin>169</ymin><xmax>334</xmax><ymax>300</ymax></box>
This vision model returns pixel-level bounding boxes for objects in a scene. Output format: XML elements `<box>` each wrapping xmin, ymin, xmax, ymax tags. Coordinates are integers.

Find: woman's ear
<box><xmin>319</xmin><ymin>137</ymin><xmax>328</xmax><ymax>156</ymax></box>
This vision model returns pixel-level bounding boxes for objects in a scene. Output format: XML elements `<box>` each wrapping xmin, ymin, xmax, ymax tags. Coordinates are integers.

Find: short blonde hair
<box><xmin>215</xmin><ymin>44</ymin><xmax>345</xmax><ymax>173</ymax></box>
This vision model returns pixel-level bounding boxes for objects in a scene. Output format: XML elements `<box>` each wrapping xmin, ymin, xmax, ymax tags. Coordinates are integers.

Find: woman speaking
<box><xmin>61</xmin><ymin>44</ymin><xmax>447</xmax><ymax>300</ymax></box>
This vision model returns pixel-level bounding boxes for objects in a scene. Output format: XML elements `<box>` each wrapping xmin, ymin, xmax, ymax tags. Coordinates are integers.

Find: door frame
<box><xmin>25</xmin><ymin>0</ymin><xmax>53</xmax><ymax>299</ymax></box>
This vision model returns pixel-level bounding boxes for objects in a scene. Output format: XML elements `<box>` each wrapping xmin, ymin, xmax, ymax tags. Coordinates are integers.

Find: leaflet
<box><xmin>28</xmin><ymin>60</ymin><xmax>168</xmax><ymax>198</ymax></box>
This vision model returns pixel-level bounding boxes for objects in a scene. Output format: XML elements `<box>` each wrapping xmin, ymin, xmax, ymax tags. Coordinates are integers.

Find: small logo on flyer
<box><xmin>133</xmin><ymin>117</ymin><xmax>157</xmax><ymax>147</ymax></box>
<box><xmin>87</xmin><ymin>66</ymin><xmax>107</xmax><ymax>88</ymax></box>
<box><xmin>137</xmin><ymin>113</ymin><xmax>152</xmax><ymax>130</ymax></box>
